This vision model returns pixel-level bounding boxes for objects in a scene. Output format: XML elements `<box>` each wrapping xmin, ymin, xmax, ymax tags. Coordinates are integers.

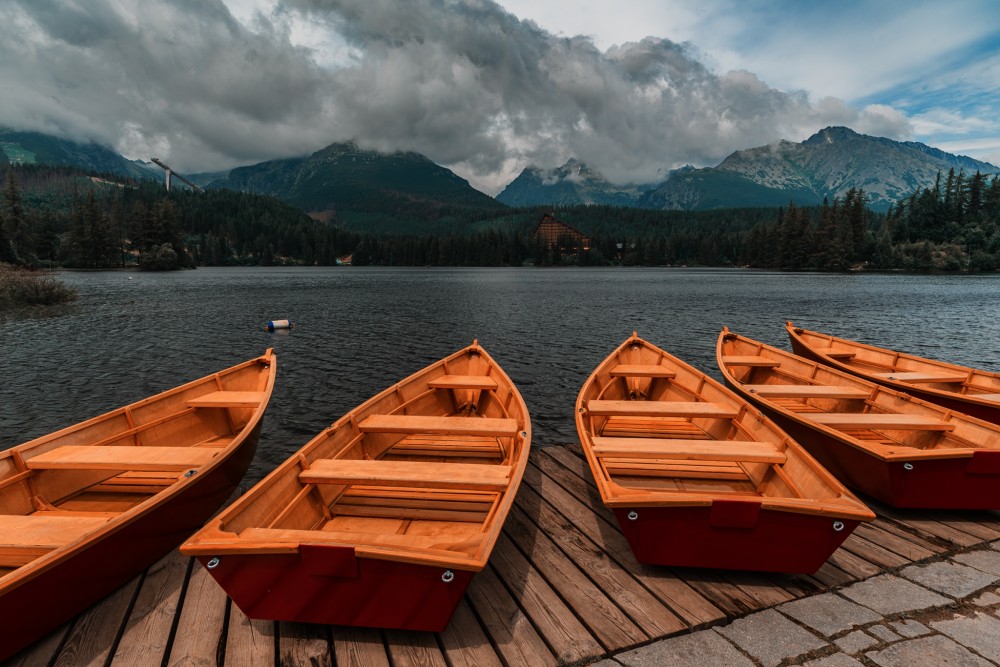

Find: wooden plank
<box><xmin>839</xmin><ymin>534</ymin><xmax>911</xmax><ymax>569</ymax></box>
<box><xmin>586</xmin><ymin>401</ymin><xmax>739</xmax><ymax>419</ymax></box>
<box><xmin>166</xmin><ymin>561</ymin><xmax>229</xmax><ymax>666</ymax></box>
<box><xmin>279</xmin><ymin>621</ymin><xmax>330</xmax><ymax>667</ymax></box>
<box><xmin>383</xmin><ymin>630</ymin><xmax>447</xmax><ymax>667</ymax></box>
<box><xmin>438</xmin><ymin>600</ymin><xmax>503</xmax><ymax>667</ymax></box>
<box><xmin>742</xmin><ymin>385</ymin><xmax>870</xmax><ymax>399</ymax></box>
<box><xmin>809</xmin><ymin>413</ymin><xmax>955</xmax><ymax>431</ymax></box>
<box><xmin>852</xmin><ymin>523</ymin><xmax>938</xmax><ymax>562</ymax></box>
<box><xmin>359</xmin><ymin>415</ymin><xmax>518</xmax><ymax>437</ymax></box>
<box><xmin>721</xmin><ymin>356</ymin><xmax>779</xmax><ymax>367</ymax></box>
<box><xmin>610</xmin><ymin>364</ymin><xmax>676</xmax><ymax>378</ymax></box>
<box><xmin>110</xmin><ymin>550</ymin><xmax>189</xmax><ymax>667</ymax></box>
<box><xmin>872</xmin><ymin>371</ymin><xmax>968</xmax><ymax>383</ymax></box>
<box><xmin>973</xmin><ymin>393</ymin><xmax>1000</xmax><ymax>402</ymax></box>
<box><xmin>27</xmin><ymin>445</ymin><xmax>216</xmax><ymax>471</ymax></box>
<box><xmin>52</xmin><ymin>576</ymin><xmax>141</xmax><ymax>667</ymax></box>
<box><xmin>301</xmin><ymin>459</ymin><xmax>511</xmax><ymax>491</ymax></box>
<box><xmin>591</xmin><ymin>437</ymin><xmax>785</xmax><ymax>463</ymax></box>
<box><xmin>428</xmin><ymin>375</ymin><xmax>499</xmax><ymax>390</ymax></box>
<box><xmin>466</xmin><ymin>565</ymin><xmax>556</xmax><ymax>667</ymax></box>
<box><xmin>502</xmin><ymin>502</ymin><xmax>648</xmax><ymax>650</ymax></box>
<box><xmin>824</xmin><ymin>545</ymin><xmax>882</xmax><ymax>580</ymax></box>
<box><xmin>0</xmin><ymin>514</ymin><xmax>108</xmax><ymax>549</ymax></box>
<box><xmin>813</xmin><ymin>348</ymin><xmax>856</xmax><ymax>360</ymax></box>
<box><xmin>331</xmin><ymin>627</ymin><xmax>390</xmax><ymax>667</ymax></box>
<box><xmin>3</xmin><ymin>622</ymin><xmax>70</xmax><ymax>667</ymax></box>
<box><xmin>515</xmin><ymin>448</ymin><xmax>725</xmax><ymax>634</ymax></box>
<box><xmin>186</xmin><ymin>391</ymin><xmax>264</xmax><ymax>408</ymax></box>
<box><xmin>237</xmin><ymin>527</ymin><xmax>483</xmax><ymax>554</ymax></box>
<box><xmin>223</xmin><ymin>604</ymin><xmax>275</xmax><ymax>667</ymax></box>
<box><xmin>489</xmin><ymin>536</ymin><xmax>603</xmax><ymax>664</ymax></box>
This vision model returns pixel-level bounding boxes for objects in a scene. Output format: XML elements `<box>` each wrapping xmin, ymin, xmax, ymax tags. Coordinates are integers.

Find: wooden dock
<box><xmin>8</xmin><ymin>444</ymin><xmax>1000</xmax><ymax>667</ymax></box>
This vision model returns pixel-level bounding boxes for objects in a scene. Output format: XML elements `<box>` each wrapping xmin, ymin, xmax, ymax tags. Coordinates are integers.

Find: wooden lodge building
<box><xmin>533</xmin><ymin>214</ymin><xmax>591</xmax><ymax>252</ymax></box>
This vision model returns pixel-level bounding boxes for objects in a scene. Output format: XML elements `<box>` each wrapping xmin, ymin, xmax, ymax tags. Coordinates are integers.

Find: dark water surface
<box><xmin>3</xmin><ymin>267</ymin><xmax>998</xmax><ymax>483</ymax></box>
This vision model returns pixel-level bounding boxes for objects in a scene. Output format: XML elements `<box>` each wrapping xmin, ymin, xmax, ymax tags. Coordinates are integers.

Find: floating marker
<box><xmin>267</xmin><ymin>319</ymin><xmax>292</xmax><ymax>332</ymax></box>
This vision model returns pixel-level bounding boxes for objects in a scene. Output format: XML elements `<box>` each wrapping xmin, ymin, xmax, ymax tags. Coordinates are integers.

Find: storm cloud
<box><xmin>0</xmin><ymin>0</ymin><xmax>911</xmax><ymax>193</ymax></box>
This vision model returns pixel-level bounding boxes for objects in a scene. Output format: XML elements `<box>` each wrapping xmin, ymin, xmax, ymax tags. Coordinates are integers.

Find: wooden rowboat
<box><xmin>718</xmin><ymin>328</ymin><xmax>1000</xmax><ymax>509</ymax></box>
<box><xmin>576</xmin><ymin>333</ymin><xmax>872</xmax><ymax>574</ymax></box>
<box><xmin>0</xmin><ymin>350</ymin><xmax>276</xmax><ymax>662</ymax></box>
<box><xmin>787</xmin><ymin>322</ymin><xmax>1000</xmax><ymax>425</ymax></box>
<box><xmin>181</xmin><ymin>341</ymin><xmax>530</xmax><ymax>632</ymax></box>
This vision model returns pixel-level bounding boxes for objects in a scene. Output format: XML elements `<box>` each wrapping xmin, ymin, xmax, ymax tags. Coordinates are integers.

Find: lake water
<box><xmin>3</xmin><ymin>267</ymin><xmax>999</xmax><ymax>483</ymax></box>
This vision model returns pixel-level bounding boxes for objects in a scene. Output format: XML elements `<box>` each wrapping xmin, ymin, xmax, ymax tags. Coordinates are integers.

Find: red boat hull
<box><xmin>789</xmin><ymin>338</ymin><xmax>1000</xmax><ymax>426</ymax></box>
<box><xmin>613</xmin><ymin>502</ymin><xmax>859</xmax><ymax>574</ymax></box>
<box><xmin>0</xmin><ymin>424</ymin><xmax>260</xmax><ymax>663</ymax></box>
<box><xmin>197</xmin><ymin>545</ymin><xmax>473</xmax><ymax>632</ymax></box>
<box><xmin>733</xmin><ymin>389</ymin><xmax>1000</xmax><ymax>509</ymax></box>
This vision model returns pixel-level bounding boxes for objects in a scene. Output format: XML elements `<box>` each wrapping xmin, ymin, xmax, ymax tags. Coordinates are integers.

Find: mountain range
<box><xmin>497</xmin><ymin>127</ymin><xmax>1000</xmax><ymax>211</ymax></box>
<box><xmin>2</xmin><ymin>125</ymin><xmax>997</xmax><ymax>221</ymax></box>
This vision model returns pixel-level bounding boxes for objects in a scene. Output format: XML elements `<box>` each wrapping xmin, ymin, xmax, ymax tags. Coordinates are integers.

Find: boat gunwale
<box><xmin>0</xmin><ymin>349</ymin><xmax>277</xmax><ymax>592</ymax></box>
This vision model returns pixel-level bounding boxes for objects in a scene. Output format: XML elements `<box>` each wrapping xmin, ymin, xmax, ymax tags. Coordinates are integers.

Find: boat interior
<box><xmin>194</xmin><ymin>346</ymin><xmax>529</xmax><ymax>567</ymax></box>
<box><xmin>579</xmin><ymin>337</ymin><xmax>854</xmax><ymax>511</ymax></box>
<box><xmin>790</xmin><ymin>325</ymin><xmax>1000</xmax><ymax>402</ymax></box>
<box><xmin>0</xmin><ymin>359</ymin><xmax>270</xmax><ymax>579</ymax></box>
<box><xmin>721</xmin><ymin>332</ymin><xmax>1000</xmax><ymax>460</ymax></box>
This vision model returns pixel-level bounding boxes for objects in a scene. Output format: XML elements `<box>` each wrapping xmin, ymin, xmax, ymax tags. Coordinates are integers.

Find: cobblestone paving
<box><xmin>595</xmin><ymin>541</ymin><xmax>1000</xmax><ymax>666</ymax></box>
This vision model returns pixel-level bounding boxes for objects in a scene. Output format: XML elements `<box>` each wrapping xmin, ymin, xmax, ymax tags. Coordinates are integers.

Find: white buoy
<box><xmin>266</xmin><ymin>319</ymin><xmax>292</xmax><ymax>332</ymax></box>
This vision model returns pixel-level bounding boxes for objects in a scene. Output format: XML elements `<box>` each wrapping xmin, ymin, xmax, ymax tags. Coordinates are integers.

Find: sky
<box><xmin>1</xmin><ymin>0</ymin><xmax>998</xmax><ymax>195</ymax></box>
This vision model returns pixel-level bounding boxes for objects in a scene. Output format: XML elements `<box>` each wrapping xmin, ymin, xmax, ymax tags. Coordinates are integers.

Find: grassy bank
<box><xmin>0</xmin><ymin>263</ymin><xmax>78</xmax><ymax>309</ymax></box>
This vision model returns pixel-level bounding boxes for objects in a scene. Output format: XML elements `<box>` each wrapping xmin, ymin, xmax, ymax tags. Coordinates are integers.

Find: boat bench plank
<box><xmin>810</xmin><ymin>413</ymin><xmax>956</xmax><ymax>431</ymax></box>
<box><xmin>586</xmin><ymin>401</ymin><xmax>739</xmax><ymax>419</ymax></box>
<box><xmin>358</xmin><ymin>414</ymin><xmax>519</xmax><ymax>437</ymax></box>
<box><xmin>237</xmin><ymin>527</ymin><xmax>482</xmax><ymax>554</ymax></box>
<box><xmin>428</xmin><ymin>375</ymin><xmax>499</xmax><ymax>390</ymax></box>
<box><xmin>186</xmin><ymin>391</ymin><xmax>265</xmax><ymax>408</ymax></box>
<box><xmin>814</xmin><ymin>347</ymin><xmax>857</xmax><ymax>360</ymax></box>
<box><xmin>609</xmin><ymin>365</ymin><xmax>676</xmax><ymax>378</ymax></box>
<box><xmin>721</xmin><ymin>356</ymin><xmax>780</xmax><ymax>367</ymax></box>
<box><xmin>300</xmin><ymin>459</ymin><xmax>512</xmax><ymax>491</ymax></box>
<box><xmin>743</xmin><ymin>384</ymin><xmax>871</xmax><ymax>399</ymax></box>
<box><xmin>591</xmin><ymin>437</ymin><xmax>786</xmax><ymax>463</ymax></box>
<box><xmin>26</xmin><ymin>445</ymin><xmax>217</xmax><ymax>471</ymax></box>
<box><xmin>872</xmin><ymin>371</ymin><xmax>968</xmax><ymax>384</ymax></box>
<box><xmin>0</xmin><ymin>514</ymin><xmax>109</xmax><ymax>548</ymax></box>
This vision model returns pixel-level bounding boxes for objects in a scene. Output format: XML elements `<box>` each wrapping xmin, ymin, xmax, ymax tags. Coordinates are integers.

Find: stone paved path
<box><xmin>591</xmin><ymin>541</ymin><xmax>1000</xmax><ymax>666</ymax></box>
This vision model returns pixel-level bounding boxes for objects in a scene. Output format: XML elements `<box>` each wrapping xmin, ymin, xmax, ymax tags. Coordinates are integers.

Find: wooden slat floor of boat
<box><xmin>9</xmin><ymin>444</ymin><xmax>1000</xmax><ymax>667</ymax></box>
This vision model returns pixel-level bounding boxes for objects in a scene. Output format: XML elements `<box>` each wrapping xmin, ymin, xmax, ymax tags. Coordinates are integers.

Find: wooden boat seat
<box><xmin>609</xmin><ymin>365</ymin><xmax>676</xmax><ymax>378</ymax></box>
<box><xmin>743</xmin><ymin>384</ymin><xmax>870</xmax><ymax>399</ymax></box>
<box><xmin>26</xmin><ymin>445</ymin><xmax>218</xmax><ymax>471</ymax></box>
<box><xmin>813</xmin><ymin>347</ymin><xmax>856</xmax><ymax>360</ymax></box>
<box><xmin>237</xmin><ymin>527</ymin><xmax>483</xmax><ymax>555</ymax></box>
<box><xmin>591</xmin><ymin>437</ymin><xmax>786</xmax><ymax>463</ymax></box>
<box><xmin>586</xmin><ymin>400</ymin><xmax>739</xmax><ymax>419</ymax></box>
<box><xmin>358</xmin><ymin>414</ymin><xmax>519</xmax><ymax>437</ymax></box>
<box><xmin>186</xmin><ymin>391</ymin><xmax>265</xmax><ymax>408</ymax></box>
<box><xmin>427</xmin><ymin>375</ymin><xmax>499</xmax><ymax>390</ymax></box>
<box><xmin>721</xmin><ymin>356</ymin><xmax>780</xmax><ymax>367</ymax></box>
<box><xmin>299</xmin><ymin>459</ymin><xmax>512</xmax><ymax>491</ymax></box>
<box><xmin>810</xmin><ymin>413</ymin><xmax>956</xmax><ymax>431</ymax></box>
<box><xmin>871</xmin><ymin>371</ymin><xmax>968</xmax><ymax>384</ymax></box>
<box><xmin>0</xmin><ymin>514</ymin><xmax>108</xmax><ymax>549</ymax></box>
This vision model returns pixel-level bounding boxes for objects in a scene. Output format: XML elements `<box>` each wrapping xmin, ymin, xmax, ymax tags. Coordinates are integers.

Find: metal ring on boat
<box><xmin>184</xmin><ymin>469</ymin><xmax>198</xmax><ymax>477</ymax></box>
<box><xmin>207</xmin><ymin>557</ymin><xmax>220</xmax><ymax>570</ymax></box>
<box><xmin>521</xmin><ymin>431</ymin><xmax>527</xmax><ymax>437</ymax></box>
<box><xmin>441</xmin><ymin>570</ymin><xmax>455</xmax><ymax>583</ymax></box>
<box><xmin>903</xmin><ymin>463</ymin><xmax>914</xmax><ymax>471</ymax></box>
<box><xmin>627</xmin><ymin>511</ymin><xmax>638</xmax><ymax>521</ymax></box>
<box><xmin>832</xmin><ymin>521</ymin><xmax>845</xmax><ymax>532</ymax></box>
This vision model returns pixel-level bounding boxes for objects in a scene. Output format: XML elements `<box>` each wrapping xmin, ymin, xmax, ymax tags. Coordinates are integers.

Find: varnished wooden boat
<box><xmin>181</xmin><ymin>341</ymin><xmax>530</xmax><ymax>632</ymax></box>
<box><xmin>787</xmin><ymin>322</ymin><xmax>1000</xmax><ymax>425</ymax></box>
<box><xmin>719</xmin><ymin>328</ymin><xmax>1000</xmax><ymax>509</ymax></box>
<box><xmin>576</xmin><ymin>333</ymin><xmax>872</xmax><ymax>574</ymax></box>
<box><xmin>0</xmin><ymin>350</ymin><xmax>276</xmax><ymax>662</ymax></box>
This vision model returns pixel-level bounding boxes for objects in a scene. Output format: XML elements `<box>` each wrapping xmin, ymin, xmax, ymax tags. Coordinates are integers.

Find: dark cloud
<box><xmin>0</xmin><ymin>0</ymin><xmax>911</xmax><ymax>192</ymax></box>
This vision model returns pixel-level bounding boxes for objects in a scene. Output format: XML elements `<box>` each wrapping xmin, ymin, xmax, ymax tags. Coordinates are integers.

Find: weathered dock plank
<box><xmin>8</xmin><ymin>444</ymin><xmax>1000</xmax><ymax>667</ymax></box>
